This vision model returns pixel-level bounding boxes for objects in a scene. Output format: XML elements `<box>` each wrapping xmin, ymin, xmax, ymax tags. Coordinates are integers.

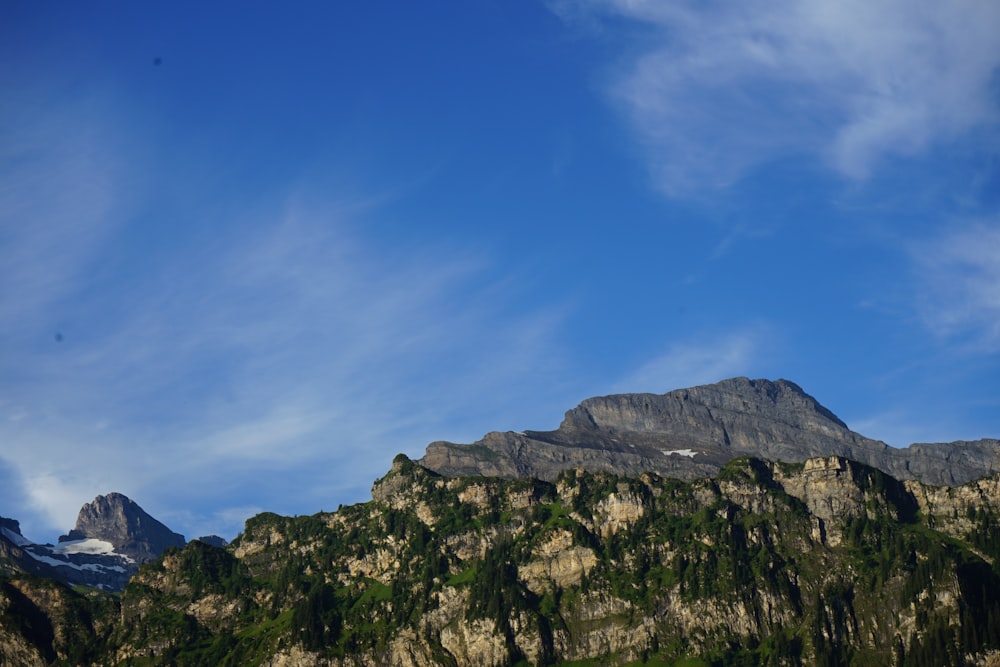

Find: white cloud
<box><xmin>911</xmin><ymin>221</ymin><xmax>1000</xmax><ymax>351</ymax></box>
<box><xmin>0</xmin><ymin>100</ymin><xmax>126</xmax><ymax>330</ymax></box>
<box><xmin>613</xmin><ymin>327</ymin><xmax>771</xmax><ymax>394</ymax></box>
<box><xmin>0</xmin><ymin>155</ymin><xmax>573</xmax><ymax>539</ymax></box>
<box><xmin>21</xmin><ymin>472</ymin><xmax>99</xmax><ymax>538</ymax></box>
<box><xmin>555</xmin><ymin>0</ymin><xmax>1000</xmax><ymax>192</ymax></box>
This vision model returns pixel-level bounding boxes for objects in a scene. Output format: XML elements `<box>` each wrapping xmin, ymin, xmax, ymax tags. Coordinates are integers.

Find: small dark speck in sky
<box><xmin>153</xmin><ymin>57</ymin><xmax>162</xmax><ymax>66</ymax></box>
<box><xmin>54</xmin><ymin>332</ymin><xmax>63</xmax><ymax>342</ymax></box>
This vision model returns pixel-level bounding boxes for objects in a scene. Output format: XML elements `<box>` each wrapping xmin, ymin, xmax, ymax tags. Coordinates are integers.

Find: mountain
<box><xmin>419</xmin><ymin>377</ymin><xmax>1000</xmax><ymax>486</ymax></box>
<box><xmin>1</xmin><ymin>377</ymin><xmax>999</xmax><ymax>665</ymax></box>
<box><xmin>194</xmin><ymin>535</ymin><xmax>228</xmax><ymax>548</ymax></box>
<box><xmin>4</xmin><ymin>453</ymin><xmax>1000</xmax><ymax>665</ymax></box>
<box><xmin>0</xmin><ymin>493</ymin><xmax>184</xmax><ymax>591</ymax></box>
<box><xmin>60</xmin><ymin>492</ymin><xmax>185</xmax><ymax>564</ymax></box>
<box><xmin>0</xmin><ymin>518</ymin><xmax>62</xmax><ymax>580</ymax></box>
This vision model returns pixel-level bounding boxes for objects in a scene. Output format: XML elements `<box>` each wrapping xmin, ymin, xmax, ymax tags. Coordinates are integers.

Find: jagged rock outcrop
<box><xmin>0</xmin><ymin>493</ymin><xmax>186</xmax><ymax>592</ymax></box>
<box><xmin>0</xmin><ymin>517</ymin><xmax>21</xmax><ymax>536</ymax></box>
<box><xmin>0</xmin><ymin>518</ymin><xmax>62</xmax><ymax>581</ymax></box>
<box><xmin>195</xmin><ymin>535</ymin><xmax>228</xmax><ymax>548</ymax></box>
<box><xmin>61</xmin><ymin>492</ymin><xmax>185</xmax><ymax>564</ymax></box>
<box><xmin>419</xmin><ymin>377</ymin><xmax>1000</xmax><ymax>487</ymax></box>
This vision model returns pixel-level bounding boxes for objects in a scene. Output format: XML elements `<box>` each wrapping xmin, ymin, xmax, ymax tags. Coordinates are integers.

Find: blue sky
<box><xmin>2</xmin><ymin>1</ymin><xmax>999</xmax><ymax>542</ymax></box>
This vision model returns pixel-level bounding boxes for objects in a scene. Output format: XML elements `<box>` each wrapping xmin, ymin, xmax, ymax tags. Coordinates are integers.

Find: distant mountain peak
<box><xmin>420</xmin><ymin>376</ymin><xmax>999</xmax><ymax>486</ymax></box>
<box><xmin>562</xmin><ymin>376</ymin><xmax>849</xmax><ymax>436</ymax></box>
<box><xmin>706</xmin><ymin>377</ymin><xmax>847</xmax><ymax>427</ymax></box>
<box><xmin>0</xmin><ymin>517</ymin><xmax>22</xmax><ymax>538</ymax></box>
<box><xmin>60</xmin><ymin>492</ymin><xmax>185</xmax><ymax>564</ymax></box>
<box><xmin>194</xmin><ymin>535</ymin><xmax>228</xmax><ymax>548</ymax></box>
<box><xmin>0</xmin><ymin>493</ymin><xmax>188</xmax><ymax>591</ymax></box>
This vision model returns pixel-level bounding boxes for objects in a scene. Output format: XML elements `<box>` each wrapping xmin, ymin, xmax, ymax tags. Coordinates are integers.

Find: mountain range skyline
<box><xmin>6</xmin><ymin>377</ymin><xmax>998</xmax><ymax>549</ymax></box>
<box><xmin>5</xmin><ymin>446</ymin><xmax>1000</xmax><ymax>665</ymax></box>
<box><xmin>2</xmin><ymin>377</ymin><xmax>1000</xmax><ymax>665</ymax></box>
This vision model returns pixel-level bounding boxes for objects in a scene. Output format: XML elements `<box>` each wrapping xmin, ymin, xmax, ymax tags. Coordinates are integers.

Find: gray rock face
<box><xmin>0</xmin><ymin>517</ymin><xmax>21</xmax><ymax>535</ymax></box>
<box><xmin>194</xmin><ymin>535</ymin><xmax>228</xmax><ymax>548</ymax></box>
<box><xmin>60</xmin><ymin>492</ymin><xmax>185</xmax><ymax>564</ymax></box>
<box><xmin>0</xmin><ymin>518</ymin><xmax>56</xmax><ymax>579</ymax></box>
<box><xmin>0</xmin><ymin>494</ymin><xmax>187</xmax><ymax>591</ymax></box>
<box><xmin>419</xmin><ymin>377</ymin><xmax>1000</xmax><ymax>487</ymax></box>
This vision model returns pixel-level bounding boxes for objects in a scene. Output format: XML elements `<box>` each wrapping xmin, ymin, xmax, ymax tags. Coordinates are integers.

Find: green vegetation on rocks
<box><xmin>3</xmin><ymin>454</ymin><xmax>1000</xmax><ymax>666</ymax></box>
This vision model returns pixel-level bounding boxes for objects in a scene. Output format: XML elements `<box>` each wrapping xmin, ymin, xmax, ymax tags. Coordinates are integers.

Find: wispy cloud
<box><xmin>910</xmin><ymin>221</ymin><xmax>1000</xmax><ymax>351</ymax></box>
<box><xmin>613</xmin><ymin>327</ymin><xmax>772</xmax><ymax>394</ymax></box>
<box><xmin>553</xmin><ymin>0</ymin><xmax>1000</xmax><ymax>193</ymax></box>
<box><xmin>0</xmin><ymin>103</ymin><xmax>573</xmax><ymax>539</ymax></box>
<box><xmin>0</xmin><ymin>100</ymin><xmax>125</xmax><ymax>332</ymax></box>
<box><xmin>0</xmin><ymin>192</ymin><xmax>572</xmax><ymax>536</ymax></box>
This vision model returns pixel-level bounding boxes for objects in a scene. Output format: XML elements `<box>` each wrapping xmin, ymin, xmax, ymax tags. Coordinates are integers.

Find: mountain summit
<box><xmin>60</xmin><ymin>492</ymin><xmax>185</xmax><ymax>564</ymax></box>
<box><xmin>420</xmin><ymin>377</ymin><xmax>1000</xmax><ymax>486</ymax></box>
<box><xmin>0</xmin><ymin>493</ymin><xmax>185</xmax><ymax>591</ymax></box>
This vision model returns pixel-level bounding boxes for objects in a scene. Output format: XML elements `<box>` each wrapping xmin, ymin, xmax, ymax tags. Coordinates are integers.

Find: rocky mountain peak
<box><xmin>60</xmin><ymin>492</ymin><xmax>185</xmax><ymax>564</ymax></box>
<box><xmin>419</xmin><ymin>377</ymin><xmax>999</xmax><ymax>486</ymax></box>
<box><xmin>560</xmin><ymin>377</ymin><xmax>849</xmax><ymax>440</ymax></box>
<box><xmin>0</xmin><ymin>517</ymin><xmax>22</xmax><ymax>537</ymax></box>
<box><xmin>694</xmin><ymin>377</ymin><xmax>848</xmax><ymax>429</ymax></box>
<box><xmin>1</xmin><ymin>494</ymin><xmax>187</xmax><ymax>591</ymax></box>
<box><xmin>194</xmin><ymin>535</ymin><xmax>228</xmax><ymax>548</ymax></box>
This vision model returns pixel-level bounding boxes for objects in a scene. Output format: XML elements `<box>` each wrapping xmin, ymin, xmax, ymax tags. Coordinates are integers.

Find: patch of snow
<box><xmin>661</xmin><ymin>448</ymin><xmax>698</xmax><ymax>458</ymax></box>
<box><xmin>1</xmin><ymin>527</ymin><xmax>32</xmax><ymax>547</ymax></box>
<box><xmin>52</xmin><ymin>538</ymin><xmax>135</xmax><ymax>563</ymax></box>
<box><xmin>52</xmin><ymin>538</ymin><xmax>115</xmax><ymax>556</ymax></box>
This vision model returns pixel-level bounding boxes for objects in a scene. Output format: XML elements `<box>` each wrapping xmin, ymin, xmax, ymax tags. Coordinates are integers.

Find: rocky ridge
<box><xmin>60</xmin><ymin>492</ymin><xmax>185</xmax><ymax>563</ymax></box>
<box><xmin>17</xmin><ymin>452</ymin><xmax>993</xmax><ymax>666</ymax></box>
<box><xmin>2</xmin><ymin>377</ymin><xmax>1000</xmax><ymax>665</ymax></box>
<box><xmin>0</xmin><ymin>493</ymin><xmax>185</xmax><ymax>591</ymax></box>
<box><xmin>419</xmin><ymin>377</ymin><xmax>1000</xmax><ymax>487</ymax></box>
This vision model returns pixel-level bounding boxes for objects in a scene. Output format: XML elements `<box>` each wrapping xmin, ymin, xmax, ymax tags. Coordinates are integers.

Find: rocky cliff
<box><xmin>0</xmin><ymin>493</ymin><xmax>185</xmax><ymax>592</ymax></box>
<box><xmin>61</xmin><ymin>492</ymin><xmax>185</xmax><ymax>564</ymax></box>
<box><xmin>419</xmin><ymin>377</ymin><xmax>1000</xmax><ymax>487</ymax></box>
<box><xmin>0</xmin><ymin>519</ymin><xmax>62</xmax><ymax>581</ymax></box>
<box><xmin>3</xmin><ymin>453</ymin><xmax>1000</xmax><ymax>666</ymax></box>
<box><xmin>2</xmin><ymin>377</ymin><xmax>999</xmax><ymax>665</ymax></box>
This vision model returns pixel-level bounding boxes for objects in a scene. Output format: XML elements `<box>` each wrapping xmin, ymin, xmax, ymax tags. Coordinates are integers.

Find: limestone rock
<box><xmin>419</xmin><ymin>377</ymin><xmax>1000</xmax><ymax>487</ymax></box>
<box><xmin>520</xmin><ymin>529</ymin><xmax>597</xmax><ymax>592</ymax></box>
<box><xmin>440</xmin><ymin>618</ymin><xmax>508</xmax><ymax>667</ymax></box>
